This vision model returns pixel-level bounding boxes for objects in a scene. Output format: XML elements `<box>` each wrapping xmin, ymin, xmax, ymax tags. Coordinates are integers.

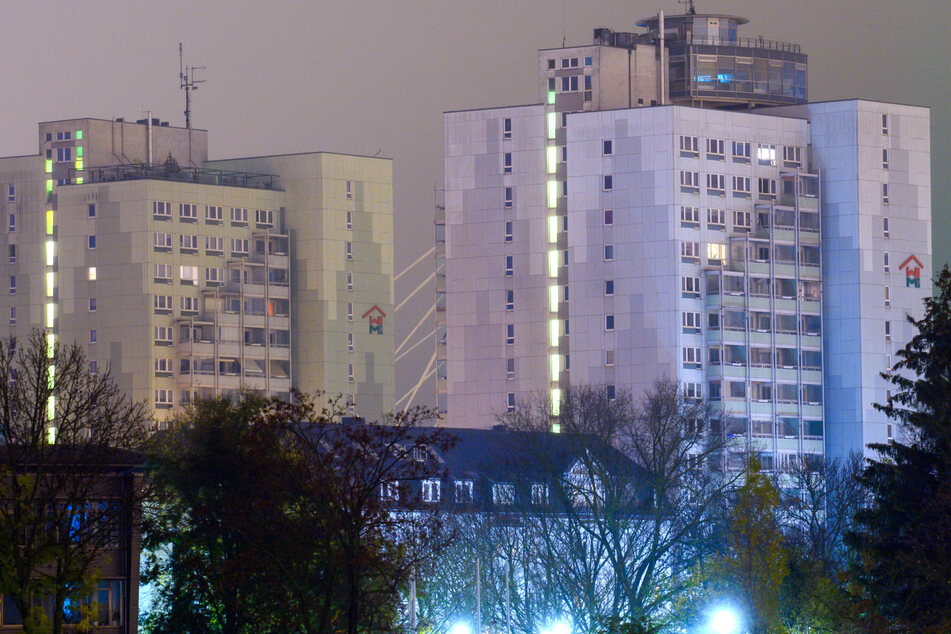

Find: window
<box><xmin>8</xmin><ymin>213</ymin><xmax>15</xmax><ymax>232</ymax></box>
<box><xmin>706</xmin><ymin>173</ymin><xmax>725</xmax><ymax>194</ymax></box>
<box><xmin>9</xmin><ymin>276</ymin><xmax>15</xmax><ymax>295</ymax></box>
<box><xmin>154</xmin><ymin>326</ymin><xmax>173</xmax><ymax>343</ymax></box>
<box><xmin>7</xmin><ymin>185</ymin><xmax>14</xmax><ymax>202</ymax></box>
<box><xmin>179</xmin><ymin>203</ymin><xmax>198</xmax><ymax>220</ymax></box>
<box><xmin>605</xmin><ymin>314</ymin><xmax>615</xmax><ymax>331</ymax></box>
<box><xmin>507</xmin><ymin>392</ymin><xmax>515</xmax><ymax>412</ymax></box>
<box><xmin>707</xmin><ymin>243</ymin><xmax>727</xmax><ymax>264</ymax></box>
<box><xmin>883</xmin><ymin>216</ymin><xmax>890</xmax><ymax>238</ymax></box>
<box><xmin>153</xmin><ymin>232</ymin><xmax>172</xmax><ymax>248</ymax></box>
<box><xmin>504</xmin><ymin>186</ymin><xmax>513</xmax><ymax>208</ymax></box>
<box><xmin>603</xmin><ymin>175</ymin><xmax>613</xmax><ymax>191</ymax></box>
<box><xmin>506</xmin><ymin>324</ymin><xmax>514</xmax><ymax>345</ymax></box>
<box><xmin>602</xmin><ymin>139</ymin><xmax>613</xmax><ymax>155</ymax></box>
<box><xmin>180</xmin><ymin>265</ymin><xmax>198</xmax><ymax>284</ymax></box>
<box><xmin>8</xmin><ymin>307</ymin><xmax>14</xmax><ymax>324</ymax></box>
<box><xmin>87</xmin><ymin>235</ymin><xmax>96</xmax><ymax>249</ymax></box>
<box><xmin>347</xmin><ymin>332</ymin><xmax>354</xmax><ymax>352</ymax></box>
<box><xmin>155</xmin><ymin>389</ymin><xmax>173</xmax><ymax>406</ymax></box>
<box><xmin>603</xmin><ymin>209</ymin><xmax>613</xmax><ymax>225</ymax></box>
<box><xmin>455</xmin><ymin>480</ymin><xmax>474</xmax><ymax>504</ymax></box>
<box><xmin>506</xmin><ymin>357</ymin><xmax>515</xmax><ymax>378</ymax></box>
<box><xmin>85</xmin><ymin>266</ymin><xmax>96</xmax><ymax>281</ymax></box>
<box><xmin>179</xmin><ymin>234</ymin><xmax>198</xmax><ymax>250</ymax></box>
<box><xmin>348</xmin><ymin>363</ymin><xmax>354</xmax><ymax>382</ymax></box>
<box><xmin>503</xmin><ymin>152</ymin><xmax>512</xmax><ymax>174</ymax></box>
<box><xmin>884</xmin><ymin>320</ymin><xmax>891</xmax><ymax>341</ymax></box>
<box><xmin>503</xmin><ymin>118</ymin><xmax>512</xmax><ymax>139</ymax></box>
<box><xmin>531</xmin><ymin>483</ymin><xmax>549</xmax><ymax>505</ymax></box>
<box><xmin>783</xmin><ymin>146</ymin><xmax>802</xmax><ymax>167</ymax></box>
<box><xmin>6</xmin><ymin>245</ymin><xmax>13</xmax><ymax>264</ymax></box>
<box><xmin>504</xmin><ymin>221</ymin><xmax>513</xmax><ymax>243</ymax></box>
<box><xmin>607</xmin><ymin>384</ymin><xmax>616</xmax><ymax>400</ymax></box>
<box><xmin>682</xmin><ymin>311</ymin><xmax>701</xmax><ymax>330</ymax></box>
<box><xmin>89</xmin><ymin>329</ymin><xmax>97</xmax><ymax>343</ymax></box>
<box><xmin>605</xmin><ymin>349</ymin><xmax>615</xmax><ymax>366</ymax></box>
<box><xmin>680</xmin><ymin>170</ymin><xmax>699</xmax><ymax>191</ymax></box>
<box><xmin>347</xmin><ymin>271</ymin><xmax>354</xmax><ymax>291</ymax></box>
<box><xmin>153</xmin><ymin>263</ymin><xmax>171</xmax><ymax>281</ymax></box>
<box><xmin>732</xmin><ymin>141</ymin><xmax>751</xmax><ymax>162</ymax></box>
<box><xmin>684</xmin><ymin>382</ymin><xmax>702</xmax><ymax>400</ymax></box>
<box><xmin>882</xmin><ymin>183</ymin><xmax>889</xmax><ymax>204</ymax></box>
<box><xmin>180</xmin><ymin>296</ymin><xmax>199</xmax><ymax>312</ymax></box>
<box><xmin>422</xmin><ymin>479</ymin><xmax>441</xmax><ymax>503</ymax></box>
<box><xmin>231</xmin><ymin>238</ymin><xmax>249</xmax><ymax>254</ymax></box>
<box><xmin>255</xmin><ymin>209</ymin><xmax>274</xmax><ymax>227</ymax></box>
<box><xmin>605</xmin><ymin>279</ymin><xmax>614</xmax><ymax>295</ymax></box>
<box><xmin>347</xmin><ymin>302</ymin><xmax>354</xmax><ymax>321</ymax></box>
<box><xmin>205</xmin><ymin>205</ymin><xmax>222</xmax><ymax>222</ymax></box>
<box><xmin>604</xmin><ymin>244</ymin><xmax>614</xmax><ymax>261</ymax></box>
<box><xmin>154</xmin><ymin>295</ymin><xmax>173</xmax><ymax>311</ymax></box>
<box><xmin>733</xmin><ymin>210</ymin><xmax>751</xmax><ymax>230</ymax></box>
<box><xmin>346</xmin><ymin>180</ymin><xmax>353</xmax><ymax>199</ymax></box>
<box><xmin>492</xmin><ymin>483</ymin><xmax>515</xmax><ymax>506</ymax></box>
<box><xmin>681</xmin><ymin>205</ymin><xmax>700</xmax><ymax>225</ymax></box>
<box><xmin>884</xmin><ymin>252</ymin><xmax>890</xmax><ymax>273</ymax></box>
<box><xmin>884</xmin><ymin>286</ymin><xmax>890</xmax><ymax>308</ymax></box>
<box><xmin>55</xmin><ymin>147</ymin><xmax>72</xmax><ymax>162</ymax></box>
<box><xmin>205</xmin><ymin>267</ymin><xmax>224</xmax><ymax>284</ymax></box>
<box><xmin>682</xmin><ymin>276</ymin><xmax>701</xmax><ymax>296</ymax></box>
<box><xmin>882</xmin><ymin>113</ymin><xmax>889</xmax><ymax>135</ymax></box>
<box><xmin>205</xmin><ymin>236</ymin><xmax>223</xmax><ymax>253</ymax></box>
<box><xmin>560</xmin><ymin>75</ymin><xmax>579</xmax><ymax>92</ymax></box>
<box><xmin>679</xmin><ymin>135</ymin><xmax>699</xmax><ymax>156</ymax></box>
<box><xmin>707</xmin><ymin>138</ymin><xmax>725</xmax><ymax>158</ymax></box>
<box><xmin>681</xmin><ymin>241</ymin><xmax>700</xmax><ymax>262</ymax></box>
<box><xmin>756</xmin><ymin>177</ymin><xmax>776</xmax><ymax>199</ymax></box>
<box><xmin>231</xmin><ymin>207</ymin><xmax>249</xmax><ymax>224</ymax></box>
<box><xmin>153</xmin><ymin>201</ymin><xmax>171</xmax><ymax>218</ymax></box>
<box><xmin>683</xmin><ymin>347</ymin><xmax>701</xmax><ymax>367</ymax></box>
<box><xmin>88</xmin><ymin>203</ymin><xmax>96</xmax><ymax>218</ymax></box>
<box><xmin>707</xmin><ymin>208</ymin><xmax>725</xmax><ymax>229</ymax></box>
<box><xmin>757</xmin><ymin>144</ymin><xmax>776</xmax><ymax>166</ymax></box>
<box><xmin>505</xmin><ymin>255</ymin><xmax>513</xmax><ymax>276</ymax></box>
<box><xmin>346</xmin><ymin>241</ymin><xmax>353</xmax><ymax>261</ymax></box>
<box><xmin>505</xmin><ymin>290</ymin><xmax>514</xmax><ymax>311</ymax></box>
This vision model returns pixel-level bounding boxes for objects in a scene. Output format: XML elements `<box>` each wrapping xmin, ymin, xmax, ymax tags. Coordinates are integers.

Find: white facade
<box><xmin>443</xmin><ymin>65</ymin><xmax>931</xmax><ymax>462</ymax></box>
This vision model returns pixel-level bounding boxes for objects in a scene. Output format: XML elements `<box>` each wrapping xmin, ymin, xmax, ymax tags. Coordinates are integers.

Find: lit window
<box><xmin>87</xmin><ymin>235</ymin><xmax>96</xmax><ymax>249</ymax></box>
<box><xmin>757</xmin><ymin>144</ymin><xmax>776</xmax><ymax>166</ymax></box>
<box><xmin>707</xmin><ymin>243</ymin><xmax>727</xmax><ymax>263</ymax></box>
<box><xmin>455</xmin><ymin>480</ymin><xmax>474</xmax><ymax>503</ymax></box>
<box><xmin>492</xmin><ymin>483</ymin><xmax>515</xmax><ymax>506</ymax></box>
<box><xmin>88</xmin><ymin>267</ymin><xmax>96</xmax><ymax>281</ymax></box>
<box><xmin>422</xmin><ymin>479</ymin><xmax>441</xmax><ymax>503</ymax></box>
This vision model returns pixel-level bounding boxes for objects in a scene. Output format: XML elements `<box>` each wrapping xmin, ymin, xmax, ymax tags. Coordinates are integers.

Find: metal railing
<box><xmin>73</xmin><ymin>164</ymin><xmax>282</xmax><ymax>191</ymax></box>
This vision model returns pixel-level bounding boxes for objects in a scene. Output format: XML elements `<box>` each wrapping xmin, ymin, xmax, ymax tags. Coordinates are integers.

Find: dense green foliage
<box><xmin>849</xmin><ymin>265</ymin><xmax>951</xmax><ymax>631</ymax></box>
<box><xmin>141</xmin><ymin>392</ymin><xmax>452</xmax><ymax>634</ymax></box>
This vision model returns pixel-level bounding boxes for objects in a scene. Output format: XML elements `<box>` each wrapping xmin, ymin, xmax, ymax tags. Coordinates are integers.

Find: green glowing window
<box><xmin>76</xmin><ymin>146</ymin><xmax>83</xmax><ymax>158</ymax></box>
<box><xmin>45</xmin><ymin>160</ymin><xmax>52</xmax><ymax>173</ymax></box>
<box><xmin>75</xmin><ymin>130</ymin><xmax>82</xmax><ymax>140</ymax></box>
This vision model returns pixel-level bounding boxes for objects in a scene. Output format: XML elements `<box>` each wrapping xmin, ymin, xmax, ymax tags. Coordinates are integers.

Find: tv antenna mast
<box><xmin>179</xmin><ymin>43</ymin><xmax>205</xmax><ymax>129</ymax></box>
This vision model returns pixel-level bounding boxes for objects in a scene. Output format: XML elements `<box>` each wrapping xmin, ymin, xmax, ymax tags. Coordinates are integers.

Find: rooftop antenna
<box><xmin>179</xmin><ymin>43</ymin><xmax>205</xmax><ymax>129</ymax></box>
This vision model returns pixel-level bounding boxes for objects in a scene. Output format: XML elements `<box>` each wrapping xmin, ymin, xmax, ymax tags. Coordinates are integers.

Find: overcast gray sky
<box><xmin>0</xmin><ymin>0</ymin><xmax>947</xmax><ymax>409</ymax></box>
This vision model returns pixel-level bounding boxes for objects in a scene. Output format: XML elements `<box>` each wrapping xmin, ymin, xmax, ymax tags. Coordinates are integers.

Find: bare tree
<box><xmin>424</xmin><ymin>380</ymin><xmax>742</xmax><ymax>632</ymax></box>
<box><xmin>0</xmin><ymin>331</ymin><xmax>150</xmax><ymax>633</ymax></box>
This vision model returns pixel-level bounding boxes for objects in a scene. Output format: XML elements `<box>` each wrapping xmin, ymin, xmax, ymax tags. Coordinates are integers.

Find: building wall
<box><xmin>208</xmin><ymin>153</ymin><xmax>395</xmax><ymax>419</ymax></box>
<box><xmin>775</xmin><ymin>100</ymin><xmax>932</xmax><ymax>457</ymax></box>
<box><xmin>538</xmin><ymin>44</ymin><xmax>659</xmax><ymax>112</ymax></box>
<box><xmin>444</xmin><ymin>105</ymin><xmax>549</xmax><ymax>427</ymax></box>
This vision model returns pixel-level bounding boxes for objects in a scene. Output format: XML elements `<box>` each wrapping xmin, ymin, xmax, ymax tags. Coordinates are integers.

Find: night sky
<box><xmin>1</xmin><ymin>1</ymin><xmax>947</xmax><ymax>409</ymax></box>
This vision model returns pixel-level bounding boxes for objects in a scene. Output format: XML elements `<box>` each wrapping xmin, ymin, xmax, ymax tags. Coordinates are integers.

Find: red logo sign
<box><xmin>899</xmin><ymin>255</ymin><xmax>923</xmax><ymax>288</ymax></box>
<box><xmin>362</xmin><ymin>305</ymin><xmax>386</xmax><ymax>335</ymax></box>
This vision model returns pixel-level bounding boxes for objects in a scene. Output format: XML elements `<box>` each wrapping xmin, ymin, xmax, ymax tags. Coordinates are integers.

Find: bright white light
<box><xmin>710</xmin><ymin>608</ymin><xmax>738</xmax><ymax>634</ymax></box>
<box><xmin>449</xmin><ymin>622</ymin><xmax>472</xmax><ymax>634</ymax></box>
<box><xmin>541</xmin><ymin>621</ymin><xmax>571</xmax><ymax>634</ymax></box>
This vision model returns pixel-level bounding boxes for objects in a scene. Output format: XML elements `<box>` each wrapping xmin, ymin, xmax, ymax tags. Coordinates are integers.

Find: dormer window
<box><xmin>492</xmin><ymin>482</ymin><xmax>515</xmax><ymax>506</ymax></box>
<box><xmin>379</xmin><ymin>481</ymin><xmax>399</xmax><ymax>502</ymax></box>
<box><xmin>455</xmin><ymin>480</ymin><xmax>474</xmax><ymax>504</ymax></box>
<box><xmin>422</xmin><ymin>479</ymin><xmax>441</xmax><ymax>503</ymax></box>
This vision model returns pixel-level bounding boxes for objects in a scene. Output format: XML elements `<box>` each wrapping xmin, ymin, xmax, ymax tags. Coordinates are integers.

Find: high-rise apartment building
<box><xmin>0</xmin><ymin>117</ymin><xmax>394</xmax><ymax>422</ymax></box>
<box><xmin>441</xmin><ymin>10</ymin><xmax>931</xmax><ymax>461</ymax></box>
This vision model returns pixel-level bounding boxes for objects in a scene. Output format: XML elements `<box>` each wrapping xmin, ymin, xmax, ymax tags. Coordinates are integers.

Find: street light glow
<box><xmin>540</xmin><ymin>620</ymin><xmax>571</xmax><ymax>634</ymax></box>
<box><xmin>449</xmin><ymin>622</ymin><xmax>472</xmax><ymax>634</ymax></box>
<box><xmin>710</xmin><ymin>608</ymin><xmax>738</xmax><ymax>634</ymax></box>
